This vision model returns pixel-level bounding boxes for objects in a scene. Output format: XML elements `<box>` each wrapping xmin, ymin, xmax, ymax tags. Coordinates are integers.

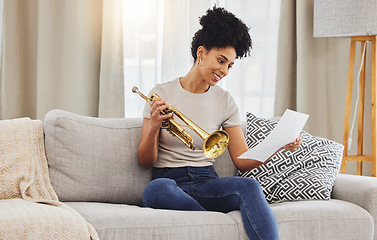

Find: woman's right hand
<box><xmin>138</xmin><ymin>96</ymin><xmax>173</xmax><ymax>169</ymax></box>
<box><xmin>149</xmin><ymin>96</ymin><xmax>173</xmax><ymax>131</ymax></box>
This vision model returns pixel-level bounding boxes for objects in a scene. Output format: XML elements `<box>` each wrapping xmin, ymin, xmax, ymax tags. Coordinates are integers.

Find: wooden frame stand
<box><xmin>341</xmin><ymin>35</ymin><xmax>377</xmax><ymax>176</ymax></box>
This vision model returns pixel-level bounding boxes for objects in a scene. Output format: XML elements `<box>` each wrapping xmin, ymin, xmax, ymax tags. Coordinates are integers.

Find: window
<box><xmin>123</xmin><ymin>0</ymin><xmax>281</xmax><ymax>119</ymax></box>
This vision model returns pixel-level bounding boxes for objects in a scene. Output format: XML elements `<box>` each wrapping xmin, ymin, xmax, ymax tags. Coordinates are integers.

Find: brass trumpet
<box><xmin>132</xmin><ymin>86</ymin><xmax>229</xmax><ymax>158</ymax></box>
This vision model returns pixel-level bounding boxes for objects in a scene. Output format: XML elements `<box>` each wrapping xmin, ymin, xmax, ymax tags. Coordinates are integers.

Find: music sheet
<box><xmin>238</xmin><ymin>109</ymin><xmax>309</xmax><ymax>162</ymax></box>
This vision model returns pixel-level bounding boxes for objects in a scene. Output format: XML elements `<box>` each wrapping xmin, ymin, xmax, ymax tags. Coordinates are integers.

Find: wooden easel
<box><xmin>341</xmin><ymin>35</ymin><xmax>377</xmax><ymax>176</ymax></box>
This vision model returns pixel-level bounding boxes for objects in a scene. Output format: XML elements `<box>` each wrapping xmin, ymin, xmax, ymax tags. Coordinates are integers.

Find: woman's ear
<box><xmin>196</xmin><ymin>46</ymin><xmax>205</xmax><ymax>62</ymax></box>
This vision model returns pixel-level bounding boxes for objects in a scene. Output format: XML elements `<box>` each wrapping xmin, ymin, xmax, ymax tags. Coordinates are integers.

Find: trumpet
<box><xmin>132</xmin><ymin>86</ymin><xmax>229</xmax><ymax>158</ymax></box>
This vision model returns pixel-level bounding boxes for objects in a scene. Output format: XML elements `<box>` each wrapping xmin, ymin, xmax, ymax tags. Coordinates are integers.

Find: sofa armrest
<box><xmin>332</xmin><ymin>174</ymin><xmax>377</xmax><ymax>239</ymax></box>
<box><xmin>332</xmin><ymin>174</ymin><xmax>377</xmax><ymax>209</ymax></box>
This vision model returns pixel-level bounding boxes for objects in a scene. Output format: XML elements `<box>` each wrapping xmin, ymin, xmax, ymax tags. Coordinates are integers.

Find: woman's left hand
<box><xmin>283</xmin><ymin>134</ymin><xmax>303</xmax><ymax>151</ymax></box>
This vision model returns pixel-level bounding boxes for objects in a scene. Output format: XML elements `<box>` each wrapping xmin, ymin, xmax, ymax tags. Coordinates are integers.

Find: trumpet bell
<box><xmin>203</xmin><ymin>130</ymin><xmax>229</xmax><ymax>158</ymax></box>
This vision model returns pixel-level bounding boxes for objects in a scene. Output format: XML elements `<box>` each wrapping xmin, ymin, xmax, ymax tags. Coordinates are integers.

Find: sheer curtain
<box><xmin>123</xmin><ymin>0</ymin><xmax>281</xmax><ymax>120</ymax></box>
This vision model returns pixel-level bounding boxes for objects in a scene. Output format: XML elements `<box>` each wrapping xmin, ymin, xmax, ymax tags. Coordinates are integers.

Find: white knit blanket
<box><xmin>0</xmin><ymin>118</ymin><xmax>99</xmax><ymax>239</ymax></box>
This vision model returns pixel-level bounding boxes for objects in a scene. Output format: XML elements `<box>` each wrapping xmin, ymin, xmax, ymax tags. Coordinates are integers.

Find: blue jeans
<box><xmin>142</xmin><ymin>166</ymin><xmax>279</xmax><ymax>240</ymax></box>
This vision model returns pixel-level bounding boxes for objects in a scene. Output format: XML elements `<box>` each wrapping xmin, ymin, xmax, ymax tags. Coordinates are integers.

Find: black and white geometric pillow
<box><xmin>238</xmin><ymin>112</ymin><xmax>344</xmax><ymax>203</ymax></box>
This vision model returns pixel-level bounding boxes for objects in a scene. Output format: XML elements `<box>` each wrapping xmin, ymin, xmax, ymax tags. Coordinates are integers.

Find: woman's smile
<box><xmin>213</xmin><ymin>72</ymin><xmax>222</xmax><ymax>82</ymax></box>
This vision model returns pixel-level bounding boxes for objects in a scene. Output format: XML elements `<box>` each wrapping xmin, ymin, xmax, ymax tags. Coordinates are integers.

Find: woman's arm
<box><xmin>138</xmin><ymin>97</ymin><xmax>172</xmax><ymax>169</ymax></box>
<box><xmin>224</xmin><ymin>126</ymin><xmax>262</xmax><ymax>172</ymax></box>
<box><xmin>224</xmin><ymin>126</ymin><xmax>302</xmax><ymax>172</ymax></box>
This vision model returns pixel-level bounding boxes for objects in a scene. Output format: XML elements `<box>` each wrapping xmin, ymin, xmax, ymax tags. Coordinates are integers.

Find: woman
<box><xmin>138</xmin><ymin>6</ymin><xmax>302</xmax><ymax>240</ymax></box>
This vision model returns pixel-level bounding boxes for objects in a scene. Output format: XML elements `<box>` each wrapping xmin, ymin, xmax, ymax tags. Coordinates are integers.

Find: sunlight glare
<box><xmin>123</xmin><ymin>0</ymin><xmax>155</xmax><ymax>18</ymax></box>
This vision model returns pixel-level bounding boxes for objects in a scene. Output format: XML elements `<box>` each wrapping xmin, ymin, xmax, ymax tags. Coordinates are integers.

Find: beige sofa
<box><xmin>43</xmin><ymin>109</ymin><xmax>377</xmax><ymax>240</ymax></box>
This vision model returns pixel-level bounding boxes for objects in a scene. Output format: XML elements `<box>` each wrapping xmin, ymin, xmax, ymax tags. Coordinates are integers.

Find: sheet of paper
<box><xmin>238</xmin><ymin>109</ymin><xmax>309</xmax><ymax>162</ymax></box>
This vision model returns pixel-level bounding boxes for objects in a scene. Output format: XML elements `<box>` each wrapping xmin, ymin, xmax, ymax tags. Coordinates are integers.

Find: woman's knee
<box><xmin>142</xmin><ymin>178</ymin><xmax>176</xmax><ymax>206</ymax></box>
<box><xmin>145</xmin><ymin>178</ymin><xmax>176</xmax><ymax>192</ymax></box>
<box><xmin>236</xmin><ymin>177</ymin><xmax>260</xmax><ymax>188</ymax></box>
<box><xmin>233</xmin><ymin>177</ymin><xmax>264</xmax><ymax>196</ymax></box>
<box><xmin>143</xmin><ymin>178</ymin><xmax>176</xmax><ymax>196</ymax></box>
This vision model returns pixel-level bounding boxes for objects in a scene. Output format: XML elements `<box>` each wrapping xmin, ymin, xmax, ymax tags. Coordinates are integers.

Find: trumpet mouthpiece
<box><xmin>132</xmin><ymin>86</ymin><xmax>138</xmax><ymax>93</ymax></box>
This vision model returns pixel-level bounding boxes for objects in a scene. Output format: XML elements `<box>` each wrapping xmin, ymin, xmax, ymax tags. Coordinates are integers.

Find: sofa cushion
<box><xmin>229</xmin><ymin>199</ymin><xmax>373</xmax><ymax>240</ymax></box>
<box><xmin>44</xmin><ymin>109</ymin><xmax>151</xmax><ymax>205</ymax></box>
<box><xmin>270</xmin><ymin>199</ymin><xmax>373</xmax><ymax>239</ymax></box>
<box><xmin>228</xmin><ymin>200</ymin><xmax>373</xmax><ymax>239</ymax></box>
<box><xmin>238</xmin><ymin>113</ymin><xmax>343</xmax><ymax>203</ymax></box>
<box><xmin>65</xmin><ymin>202</ymin><xmax>240</xmax><ymax>240</ymax></box>
<box><xmin>65</xmin><ymin>198</ymin><xmax>373</xmax><ymax>240</ymax></box>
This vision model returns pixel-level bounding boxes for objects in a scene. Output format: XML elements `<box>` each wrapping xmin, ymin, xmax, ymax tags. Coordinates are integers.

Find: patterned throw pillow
<box><xmin>238</xmin><ymin>112</ymin><xmax>344</xmax><ymax>203</ymax></box>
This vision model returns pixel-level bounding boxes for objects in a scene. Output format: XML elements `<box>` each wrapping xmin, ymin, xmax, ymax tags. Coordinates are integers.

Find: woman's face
<box><xmin>198</xmin><ymin>46</ymin><xmax>236</xmax><ymax>86</ymax></box>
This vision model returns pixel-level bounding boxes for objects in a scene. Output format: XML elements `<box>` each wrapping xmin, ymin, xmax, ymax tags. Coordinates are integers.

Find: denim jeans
<box><xmin>142</xmin><ymin>165</ymin><xmax>279</xmax><ymax>240</ymax></box>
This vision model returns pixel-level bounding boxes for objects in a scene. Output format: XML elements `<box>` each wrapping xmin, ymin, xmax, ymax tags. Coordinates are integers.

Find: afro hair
<box><xmin>191</xmin><ymin>6</ymin><xmax>252</xmax><ymax>61</ymax></box>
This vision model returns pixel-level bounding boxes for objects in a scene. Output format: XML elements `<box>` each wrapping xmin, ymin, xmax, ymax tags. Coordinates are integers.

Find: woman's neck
<box><xmin>180</xmin><ymin>66</ymin><xmax>210</xmax><ymax>94</ymax></box>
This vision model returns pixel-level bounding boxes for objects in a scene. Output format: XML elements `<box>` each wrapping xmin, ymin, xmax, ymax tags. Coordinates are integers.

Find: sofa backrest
<box><xmin>44</xmin><ymin>109</ymin><xmax>240</xmax><ymax>206</ymax></box>
<box><xmin>44</xmin><ymin>109</ymin><xmax>151</xmax><ymax>205</ymax></box>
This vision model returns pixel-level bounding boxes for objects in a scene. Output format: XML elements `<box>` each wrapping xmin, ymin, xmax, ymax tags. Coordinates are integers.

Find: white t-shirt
<box><xmin>143</xmin><ymin>78</ymin><xmax>240</xmax><ymax>168</ymax></box>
